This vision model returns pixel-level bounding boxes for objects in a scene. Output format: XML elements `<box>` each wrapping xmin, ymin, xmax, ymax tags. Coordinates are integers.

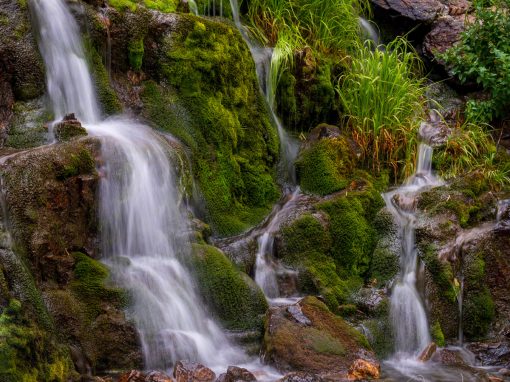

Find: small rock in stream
<box><xmin>216</xmin><ymin>366</ymin><xmax>256</xmax><ymax>382</ymax></box>
<box><xmin>174</xmin><ymin>361</ymin><xmax>216</xmax><ymax>382</ymax></box>
<box><xmin>418</xmin><ymin>342</ymin><xmax>438</xmax><ymax>362</ymax></box>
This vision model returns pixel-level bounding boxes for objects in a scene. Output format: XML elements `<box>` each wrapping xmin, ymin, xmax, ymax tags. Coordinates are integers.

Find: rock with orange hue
<box><xmin>347</xmin><ymin>358</ymin><xmax>381</xmax><ymax>380</ymax></box>
<box><xmin>119</xmin><ymin>370</ymin><xmax>146</xmax><ymax>382</ymax></box>
<box><xmin>146</xmin><ymin>371</ymin><xmax>174</xmax><ymax>382</ymax></box>
<box><xmin>418</xmin><ymin>342</ymin><xmax>438</xmax><ymax>362</ymax></box>
<box><xmin>174</xmin><ymin>361</ymin><xmax>216</xmax><ymax>382</ymax></box>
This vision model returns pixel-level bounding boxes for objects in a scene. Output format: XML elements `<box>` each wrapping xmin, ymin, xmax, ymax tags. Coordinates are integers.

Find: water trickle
<box><xmin>359</xmin><ymin>17</ymin><xmax>379</xmax><ymax>46</ymax></box>
<box><xmin>227</xmin><ymin>0</ymin><xmax>300</xmax><ymax>300</ymax></box>
<box><xmin>383</xmin><ymin>125</ymin><xmax>443</xmax><ymax>358</ymax></box>
<box><xmin>29</xmin><ymin>0</ymin><xmax>251</xmax><ymax>371</ymax></box>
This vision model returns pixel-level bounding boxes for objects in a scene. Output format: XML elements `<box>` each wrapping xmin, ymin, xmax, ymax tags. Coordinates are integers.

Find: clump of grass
<box><xmin>434</xmin><ymin>121</ymin><xmax>510</xmax><ymax>190</ymax></box>
<box><xmin>247</xmin><ymin>0</ymin><xmax>368</xmax><ymax>105</ymax></box>
<box><xmin>337</xmin><ymin>38</ymin><xmax>427</xmax><ymax>178</ymax></box>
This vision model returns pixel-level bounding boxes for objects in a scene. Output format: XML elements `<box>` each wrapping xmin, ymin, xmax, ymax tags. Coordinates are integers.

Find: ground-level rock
<box><xmin>174</xmin><ymin>361</ymin><xmax>216</xmax><ymax>382</ymax></box>
<box><xmin>263</xmin><ymin>296</ymin><xmax>375</xmax><ymax>377</ymax></box>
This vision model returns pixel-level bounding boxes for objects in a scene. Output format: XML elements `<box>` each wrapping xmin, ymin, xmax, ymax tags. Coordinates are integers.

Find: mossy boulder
<box><xmin>263</xmin><ymin>296</ymin><xmax>374</xmax><ymax>375</ymax></box>
<box><xmin>107</xmin><ymin>0</ymin><xmax>182</xmax><ymax>13</ymax></box>
<box><xmin>139</xmin><ymin>14</ymin><xmax>279</xmax><ymax>235</ymax></box>
<box><xmin>5</xmin><ymin>98</ymin><xmax>50</xmax><ymax>149</ymax></box>
<box><xmin>295</xmin><ymin>124</ymin><xmax>360</xmax><ymax>196</ymax></box>
<box><xmin>189</xmin><ymin>244</ymin><xmax>268</xmax><ymax>332</ymax></box>
<box><xmin>274</xmin><ymin>180</ymin><xmax>385</xmax><ymax>311</ymax></box>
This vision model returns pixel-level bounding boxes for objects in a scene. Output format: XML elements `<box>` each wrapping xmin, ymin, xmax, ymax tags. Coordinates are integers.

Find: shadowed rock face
<box><xmin>0</xmin><ymin>0</ymin><xmax>45</xmax><ymax>102</ymax></box>
<box><xmin>371</xmin><ymin>0</ymin><xmax>446</xmax><ymax>22</ymax></box>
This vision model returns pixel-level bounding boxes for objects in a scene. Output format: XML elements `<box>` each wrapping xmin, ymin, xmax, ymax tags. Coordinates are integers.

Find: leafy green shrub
<box><xmin>338</xmin><ymin>38</ymin><xmax>426</xmax><ymax>179</ymax></box>
<box><xmin>440</xmin><ymin>0</ymin><xmax>510</xmax><ymax>123</ymax></box>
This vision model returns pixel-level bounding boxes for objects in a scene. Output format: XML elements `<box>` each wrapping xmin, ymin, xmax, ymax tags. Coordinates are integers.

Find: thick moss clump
<box><xmin>84</xmin><ymin>39</ymin><xmax>122</xmax><ymax>116</ymax></box>
<box><xmin>370</xmin><ymin>247</ymin><xmax>399</xmax><ymax>286</ymax></box>
<box><xmin>462</xmin><ymin>251</ymin><xmax>495</xmax><ymax>339</ymax></box>
<box><xmin>278</xmin><ymin>183</ymin><xmax>384</xmax><ymax>311</ymax></box>
<box><xmin>108</xmin><ymin>0</ymin><xmax>179</xmax><ymax>12</ymax></box>
<box><xmin>5</xmin><ymin>99</ymin><xmax>50</xmax><ymax>149</ymax></box>
<box><xmin>128</xmin><ymin>37</ymin><xmax>144</xmax><ymax>71</ymax></box>
<box><xmin>0</xmin><ymin>299</ymin><xmax>73</xmax><ymax>382</ymax></box>
<box><xmin>70</xmin><ymin>252</ymin><xmax>127</xmax><ymax>320</ymax></box>
<box><xmin>296</xmin><ymin>136</ymin><xmax>355</xmax><ymax>196</ymax></box>
<box><xmin>189</xmin><ymin>244</ymin><xmax>268</xmax><ymax>331</ymax></box>
<box><xmin>317</xmin><ymin>188</ymin><xmax>384</xmax><ymax>276</ymax></box>
<box><xmin>431</xmin><ymin>321</ymin><xmax>445</xmax><ymax>347</ymax></box>
<box><xmin>276</xmin><ymin>56</ymin><xmax>338</xmax><ymax>131</ymax></box>
<box><xmin>421</xmin><ymin>245</ymin><xmax>456</xmax><ymax>303</ymax></box>
<box><xmin>141</xmin><ymin>15</ymin><xmax>279</xmax><ymax>235</ymax></box>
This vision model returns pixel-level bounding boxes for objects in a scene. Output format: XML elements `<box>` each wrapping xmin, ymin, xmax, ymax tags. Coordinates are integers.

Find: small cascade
<box><xmin>29</xmin><ymin>0</ymin><xmax>256</xmax><ymax>372</ymax></box>
<box><xmin>226</xmin><ymin>0</ymin><xmax>300</xmax><ymax>301</ymax></box>
<box><xmin>254</xmin><ymin>188</ymin><xmax>300</xmax><ymax>301</ymax></box>
<box><xmin>359</xmin><ymin>17</ymin><xmax>380</xmax><ymax>46</ymax></box>
<box><xmin>457</xmin><ymin>275</ymin><xmax>464</xmax><ymax>345</ymax></box>
<box><xmin>383</xmin><ymin>125</ymin><xmax>443</xmax><ymax>358</ymax></box>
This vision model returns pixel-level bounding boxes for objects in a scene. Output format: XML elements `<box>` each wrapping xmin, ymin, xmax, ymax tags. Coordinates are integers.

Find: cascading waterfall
<box><xmin>227</xmin><ymin>0</ymin><xmax>300</xmax><ymax>299</ymax></box>
<box><xmin>383</xmin><ymin>125</ymin><xmax>443</xmax><ymax>358</ymax></box>
<box><xmin>29</xmin><ymin>0</ymin><xmax>247</xmax><ymax>371</ymax></box>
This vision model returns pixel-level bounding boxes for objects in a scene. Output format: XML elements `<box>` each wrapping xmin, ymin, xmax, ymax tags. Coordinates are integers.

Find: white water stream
<box><xmin>29</xmin><ymin>0</ymin><xmax>256</xmax><ymax>372</ymax></box>
<box><xmin>383</xmin><ymin>126</ymin><xmax>443</xmax><ymax>358</ymax></box>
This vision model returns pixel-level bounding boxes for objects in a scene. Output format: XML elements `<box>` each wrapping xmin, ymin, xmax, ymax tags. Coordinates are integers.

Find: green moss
<box><xmin>276</xmin><ymin>57</ymin><xmax>338</xmax><ymax>130</ymax></box>
<box><xmin>305</xmin><ymin>327</ymin><xmax>345</xmax><ymax>355</ymax></box>
<box><xmin>463</xmin><ymin>289</ymin><xmax>495</xmax><ymax>339</ymax></box>
<box><xmin>370</xmin><ymin>247</ymin><xmax>399</xmax><ymax>287</ymax></box>
<box><xmin>189</xmin><ymin>244</ymin><xmax>268</xmax><ymax>331</ymax></box>
<box><xmin>84</xmin><ymin>39</ymin><xmax>122</xmax><ymax>116</ymax></box>
<box><xmin>56</xmin><ymin>149</ymin><xmax>95</xmax><ymax>180</ymax></box>
<box><xmin>141</xmin><ymin>15</ymin><xmax>279</xmax><ymax>236</ymax></box>
<box><xmin>0</xmin><ymin>299</ymin><xmax>73</xmax><ymax>382</ymax></box>
<box><xmin>462</xmin><ymin>251</ymin><xmax>494</xmax><ymax>339</ymax></box>
<box><xmin>70</xmin><ymin>252</ymin><xmax>127</xmax><ymax>320</ymax></box>
<box><xmin>363</xmin><ymin>318</ymin><xmax>393</xmax><ymax>358</ymax></box>
<box><xmin>108</xmin><ymin>0</ymin><xmax>138</xmax><ymax>11</ymax></box>
<box><xmin>431</xmin><ymin>321</ymin><xmax>445</xmax><ymax>347</ymax></box>
<box><xmin>296</xmin><ymin>137</ymin><xmax>354</xmax><ymax>196</ymax></box>
<box><xmin>317</xmin><ymin>189</ymin><xmax>383</xmax><ymax>276</ymax></box>
<box><xmin>421</xmin><ymin>245</ymin><xmax>456</xmax><ymax>303</ymax></box>
<box><xmin>281</xmin><ymin>214</ymin><xmax>331</xmax><ymax>256</ymax></box>
<box><xmin>128</xmin><ymin>37</ymin><xmax>144</xmax><ymax>71</ymax></box>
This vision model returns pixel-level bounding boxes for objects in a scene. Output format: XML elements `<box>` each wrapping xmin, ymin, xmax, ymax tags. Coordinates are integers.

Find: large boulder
<box><xmin>371</xmin><ymin>0</ymin><xmax>446</xmax><ymax>22</ymax></box>
<box><xmin>262</xmin><ymin>296</ymin><xmax>377</xmax><ymax>377</ymax></box>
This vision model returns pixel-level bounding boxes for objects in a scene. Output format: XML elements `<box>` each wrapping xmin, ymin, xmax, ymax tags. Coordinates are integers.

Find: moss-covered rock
<box><xmin>140</xmin><ymin>14</ymin><xmax>279</xmax><ymax>235</ymax></box>
<box><xmin>274</xmin><ymin>180</ymin><xmax>385</xmax><ymax>311</ymax></box>
<box><xmin>189</xmin><ymin>244</ymin><xmax>268</xmax><ymax>332</ymax></box>
<box><xmin>431</xmin><ymin>320</ymin><xmax>446</xmax><ymax>347</ymax></box>
<box><xmin>263</xmin><ymin>296</ymin><xmax>374</xmax><ymax>375</ymax></box>
<box><xmin>108</xmin><ymin>0</ymin><xmax>181</xmax><ymax>13</ymax></box>
<box><xmin>296</xmin><ymin>136</ymin><xmax>354</xmax><ymax>196</ymax></box>
<box><xmin>275</xmin><ymin>54</ymin><xmax>339</xmax><ymax>131</ymax></box>
<box><xmin>5</xmin><ymin>98</ymin><xmax>49</xmax><ymax>149</ymax></box>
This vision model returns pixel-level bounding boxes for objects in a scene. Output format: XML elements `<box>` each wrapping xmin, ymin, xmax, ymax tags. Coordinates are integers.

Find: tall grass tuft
<box><xmin>337</xmin><ymin>38</ymin><xmax>427</xmax><ymax>178</ymax></box>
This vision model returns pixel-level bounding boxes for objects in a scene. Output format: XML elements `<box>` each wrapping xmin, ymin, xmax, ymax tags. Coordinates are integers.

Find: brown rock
<box><xmin>216</xmin><ymin>366</ymin><xmax>256</xmax><ymax>382</ymax></box>
<box><xmin>423</xmin><ymin>15</ymin><xmax>466</xmax><ymax>62</ymax></box>
<box><xmin>371</xmin><ymin>0</ymin><xmax>446</xmax><ymax>22</ymax></box>
<box><xmin>277</xmin><ymin>372</ymin><xmax>324</xmax><ymax>382</ymax></box>
<box><xmin>119</xmin><ymin>370</ymin><xmax>147</xmax><ymax>382</ymax></box>
<box><xmin>54</xmin><ymin>113</ymin><xmax>88</xmax><ymax>142</ymax></box>
<box><xmin>147</xmin><ymin>371</ymin><xmax>174</xmax><ymax>382</ymax></box>
<box><xmin>262</xmin><ymin>296</ymin><xmax>376</xmax><ymax>374</ymax></box>
<box><xmin>347</xmin><ymin>358</ymin><xmax>381</xmax><ymax>380</ymax></box>
<box><xmin>418</xmin><ymin>342</ymin><xmax>437</xmax><ymax>362</ymax></box>
<box><xmin>174</xmin><ymin>361</ymin><xmax>216</xmax><ymax>382</ymax></box>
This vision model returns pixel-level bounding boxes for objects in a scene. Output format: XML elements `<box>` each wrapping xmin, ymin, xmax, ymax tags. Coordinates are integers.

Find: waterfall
<box><xmin>383</xmin><ymin>125</ymin><xmax>443</xmax><ymax>358</ymax></box>
<box><xmin>29</xmin><ymin>0</ymin><xmax>246</xmax><ymax>371</ymax></box>
<box><xmin>359</xmin><ymin>17</ymin><xmax>380</xmax><ymax>46</ymax></box>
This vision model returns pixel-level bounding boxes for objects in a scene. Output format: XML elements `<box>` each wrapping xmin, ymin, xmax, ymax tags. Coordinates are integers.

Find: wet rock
<box><xmin>499</xmin><ymin>368</ymin><xmax>510</xmax><ymax>376</ymax></box>
<box><xmin>467</xmin><ymin>342</ymin><xmax>510</xmax><ymax>369</ymax></box>
<box><xmin>0</xmin><ymin>0</ymin><xmax>45</xmax><ymax>100</ymax></box>
<box><xmin>418</xmin><ymin>342</ymin><xmax>438</xmax><ymax>362</ymax></box>
<box><xmin>423</xmin><ymin>15</ymin><xmax>466</xmax><ymax>63</ymax></box>
<box><xmin>146</xmin><ymin>371</ymin><xmax>174</xmax><ymax>382</ymax></box>
<box><xmin>174</xmin><ymin>361</ymin><xmax>216</xmax><ymax>382</ymax></box>
<box><xmin>371</xmin><ymin>0</ymin><xmax>446</xmax><ymax>22</ymax></box>
<box><xmin>54</xmin><ymin>113</ymin><xmax>88</xmax><ymax>142</ymax></box>
<box><xmin>347</xmin><ymin>358</ymin><xmax>381</xmax><ymax>380</ymax></box>
<box><xmin>216</xmin><ymin>366</ymin><xmax>256</xmax><ymax>382</ymax></box>
<box><xmin>287</xmin><ymin>304</ymin><xmax>312</xmax><ymax>326</ymax></box>
<box><xmin>488</xmin><ymin>376</ymin><xmax>504</xmax><ymax>382</ymax></box>
<box><xmin>119</xmin><ymin>370</ymin><xmax>147</xmax><ymax>382</ymax></box>
<box><xmin>352</xmin><ymin>288</ymin><xmax>387</xmax><ymax>315</ymax></box>
<box><xmin>0</xmin><ymin>72</ymin><xmax>14</xmax><ymax>146</ymax></box>
<box><xmin>277</xmin><ymin>372</ymin><xmax>324</xmax><ymax>382</ymax></box>
<box><xmin>263</xmin><ymin>296</ymin><xmax>375</xmax><ymax>375</ymax></box>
